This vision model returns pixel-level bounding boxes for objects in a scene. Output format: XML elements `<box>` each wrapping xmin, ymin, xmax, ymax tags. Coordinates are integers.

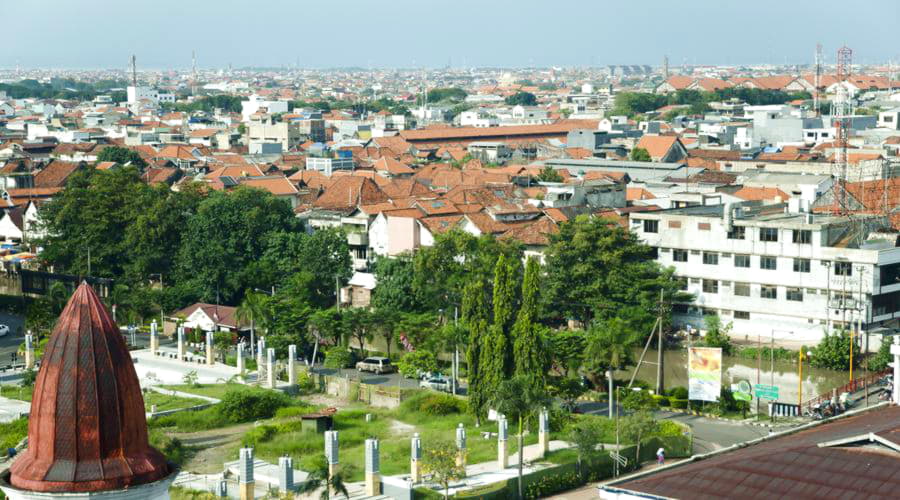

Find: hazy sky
<box><xmin>5</xmin><ymin>0</ymin><xmax>900</xmax><ymax>70</ymax></box>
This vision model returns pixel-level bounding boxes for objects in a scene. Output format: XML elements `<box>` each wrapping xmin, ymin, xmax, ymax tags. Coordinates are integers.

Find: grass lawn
<box><xmin>0</xmin><ymin>385</ymin><xmax>33</xmax><ymax>402</ymax></box>
<box><xmin>143</xmin><ymin>391</ymin><xmax>208</xmax><ymax>412</ymax></box>
<box><xmin>159</xmin><ymin>383</ymin><xmax>244</xmax><ymax>400</ymax></box>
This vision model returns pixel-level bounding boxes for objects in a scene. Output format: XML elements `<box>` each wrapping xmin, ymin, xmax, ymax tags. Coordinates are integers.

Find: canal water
<box><xmin>619</xmin><ymin>348</ymin><xmax>857</xmax><ymax>409</ymax></box>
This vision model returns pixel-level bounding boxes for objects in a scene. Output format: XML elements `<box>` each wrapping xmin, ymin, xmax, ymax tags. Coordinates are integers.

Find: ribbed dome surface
<box><xmin>10</xmin><ymin>282</ymin><xmax>169</xmax><ymax>493</ymax></box>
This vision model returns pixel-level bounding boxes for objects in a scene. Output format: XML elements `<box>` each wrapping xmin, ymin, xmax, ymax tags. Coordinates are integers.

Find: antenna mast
<box><xmin>814</xmin><ymin>43</ymin><xmax>823</xmax><ymax>117</ymax></box>
<box><xmin>663</xmin><ymin>55</ymin><xmax>669</xmax><ymax>81</ymax></box>
<box><xmin>192</xmin><ymin>50</ymin><xmax>197</xmax><ymax>95</ymax></box>
<box><xmin>131</xmin><ymin>54</ymin><xmax>137</xmax><ymax>88</ymax></box>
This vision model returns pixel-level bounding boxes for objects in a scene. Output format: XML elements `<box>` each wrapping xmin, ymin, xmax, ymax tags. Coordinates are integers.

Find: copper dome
<box><xmin>9</xmin><ymin>282</ymin><xmax>170</xmax><ymax>493</ymax></box>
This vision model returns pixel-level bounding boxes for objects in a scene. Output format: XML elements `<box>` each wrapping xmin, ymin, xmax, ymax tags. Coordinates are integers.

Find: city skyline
<box><xmin>3</xmin><ymin>0</ymin><xmax>900</xmax><ymax>70</ymax></box>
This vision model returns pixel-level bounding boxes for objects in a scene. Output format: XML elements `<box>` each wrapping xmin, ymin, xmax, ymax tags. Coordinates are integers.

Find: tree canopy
<box><xmin>96</xmin><ymin>146</ymin><xmax>147</xmax><ymax>169</ymax></box>
<box><xmin>505</xmin><ymin>91</ymin><xmax>538</xmax><ymax>106</ymax></box>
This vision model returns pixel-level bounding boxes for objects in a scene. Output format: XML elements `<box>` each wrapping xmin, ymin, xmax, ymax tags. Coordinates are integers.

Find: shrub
<box><xmin>655</xmin><ymin>396</ymin><xmax>670</xmax><ymax>407</ymax></box>
<box><xmin>242</xmin><ymin>425</ymin><xmax>277</xmax><ymax>446</ymax></box>
<box><xmin>0</xmin><ymin>418</ymin><xmax>28</xmax><ymax>452</ymax></box>
<box><xmin>323</xmin><ymin>347</ymin><xmax>354</xmax><ymax>369</ymax></box>
<box><xmin>397</xmin><ymin>350</ymin><xmax>438</xmax><ymax>378</ymax></box>
<box><xmin>218</xmin><ymin>387</ymin><xmax>291</xmax><ymax>423</ymax></box>
<box><xmin>400</xmin><ymin>391</ymin><xmax>466</xmax><ymax>416</ymax></box>
<box><xmin>670</xmin><ymin>399</ymin><xmax>688</xmax><ymax>409</ymax></box>
<box><xmin>656</xmin><ymin>420</ymin><xmax>684</xmax><ymax>437</ymax></box>
<box><xmin>669</xmin><ymin>386</ymin><xmax>689</xmax><ymax>400</ymax></box>
<box><xmin>870</xmin><ymin>339</ymin><xmax>892</xmax><ymax>372</ymax></box>
<box><xmin>149</xmin><ymin>429</ymin><xmax>189</xmax><ymax>465</ymax></box>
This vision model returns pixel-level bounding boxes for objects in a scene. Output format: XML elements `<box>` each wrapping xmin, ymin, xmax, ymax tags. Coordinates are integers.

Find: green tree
<box><xmin>582</xmin><ymin>318</ymin><xmax>639</xmax><ymax>387</ymax></box>
<box><xmin>505</xmin><ymin>91</ymin><xmax>537</xmax><ymax>106</ymax></box>
<box><xmin>421</xmin><ymin>441</ymin><xmax>466</xmax><ymax>500</ymax></box>
<box><xmin>630</xmin><ymin>147</ymin><xmax>652</xmax><ymax>162</ymax></box>
<box><xmin>491</xmin><ymin>376</ymin><xmax>550</xmax><ymax>500</ymax></box>
<box><xmin>702</xmin><ymin>315</ymin><xmax>734</xmax><ymax>355</ymax></box>
<box><xmin>547</xmin><ymin>330</ymin><xmax>587</xmax><ymax>377</ymax></box>
<box><xmin>397</xmin><ymin>350</ymin><xmax>438</xmax><ymax>378</ymax></box>
<box><xmin>96</xmin><ymin>146</ymin><xmax>147</xmax><ymax>169</ymax></box>
<box><xmin>536</xmin><ymin>165</ymin><xmax>563</xmax><ymax>182</ymax></box>
<box><xmin>567</xmin><ymin>417</ymin><xmax>604</xmax><ymax>478</ymax></box>
<box><xmin>295</xmin><ymin>455</ymin><xmax>350</xmax><ymax>500</ymax></box>
<box><xmin>620</xmin><ymin>389</ymin><xmax>659</xmax><ymax>412</ymax></box>
<box><xmin>175</xmin><ymin>186</ymin><xmax>300</xmax><ymax>304</ymax></box>
<box><xmin>811</xmin><ymin>330</ymin><xmax>857</xmax><ymax>370</ymax></box>
<box><xmin>463</xmin><ymin>279</ymin><xmax>491</xmax><ymax>422</ymax></box>
<box><xmin>258</xmin><ymin>228</ymin><xmax>350</xmax><ymax>308</ymax></box>
<box><xmin>309</xmin><ymin>308</ymin><xmax>348</xmax><ymax>347</ymax></box>
<box><xmin>371</xmin><ymin>255</ymin><xmax>420</xmax><ymax>313</ymax></box>
<box><xmin>513</xmin><ymin>257</ymin><xmax>548</xmax><ymax>392</ymax></box>
<box><xmin>481</xmin><ymin>255</ymin><xmax>520</xmax><ymax>391</ymax></box>
<box><xmin>343</xmin><ymin>307</ymin><xmax>375</xmax><ymax>356</ymax></box>
<box><xmin>620</xmin><ymin>411</ymin><xmax>658</xmax><ymax>464</ymax></box>
<box><xmin>869</xmin><ymin>338</ymin><xmax>893</xmax><ymax>372</ymax></box>
<box><xmin>426</xmin><ymin>87</ymin><xmax>467</xmax><ymax>103</ymax></box>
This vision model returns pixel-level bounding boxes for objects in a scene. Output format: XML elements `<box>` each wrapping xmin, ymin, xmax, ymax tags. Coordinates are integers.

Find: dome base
<box><xmin>0</xmin><ymin>467</ymin><xmax>178</xmax><ymax>500</ymax></box>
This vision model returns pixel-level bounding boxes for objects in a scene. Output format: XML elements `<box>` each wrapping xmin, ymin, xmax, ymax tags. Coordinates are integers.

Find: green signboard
<box><xmin>754</xmin><ymin>384</ymin><xmax>779</xmax><ymax>400</ymax></box>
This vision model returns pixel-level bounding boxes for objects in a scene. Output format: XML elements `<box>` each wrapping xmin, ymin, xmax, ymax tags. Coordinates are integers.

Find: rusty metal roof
<box><xmin>614</xmin><ymin>405</ymin><xmax>900</xmax><ymax>500</ymax></box>
<box><xmin>9</xmin><ymin>282</ymin><xmax>170</xmax><ymax>493</ymax></box>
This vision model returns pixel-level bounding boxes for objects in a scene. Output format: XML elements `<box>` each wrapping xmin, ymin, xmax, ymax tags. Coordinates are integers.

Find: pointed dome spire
<box><xmin>9</xmin><ymin>282</ymin><xmax>170</xmax><ymax>493</ymax></box>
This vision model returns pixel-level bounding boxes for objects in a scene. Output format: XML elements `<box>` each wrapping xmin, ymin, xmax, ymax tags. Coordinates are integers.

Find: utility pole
<box><xmin>656</xmin><ymin>289</ymin><xmax>664</xmax><ymax>395</ymax></box>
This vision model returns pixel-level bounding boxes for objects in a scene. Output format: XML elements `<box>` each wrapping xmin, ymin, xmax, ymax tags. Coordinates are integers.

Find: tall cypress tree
<box><xmin>513</xmin><ymin>257</ymin><xmax>547</xmax><ymax>391</ymax></box>
<box><xmin>463</xmin><ymin>279</ymin><xmax>490</xmax><ymax>420</ymax></box>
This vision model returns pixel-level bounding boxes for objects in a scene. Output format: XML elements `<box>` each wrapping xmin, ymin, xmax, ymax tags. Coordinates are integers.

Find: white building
<box><xmin>631</xmin><ymin>202</ymin><xmax>900</xmax><ymax>343</ymax></box>
<box><xmin>240</xmin><ymin>95</ymin><xmax>289</xmax><ymax>122</ymax></box>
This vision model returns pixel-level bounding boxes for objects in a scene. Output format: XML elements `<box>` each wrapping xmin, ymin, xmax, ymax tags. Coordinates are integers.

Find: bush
<box><xmin>218</xmin><ymin>387</ymin><xmax>291</xmax><ymax>423</ymax></box>
<box><xmin>702</xmin><ymin>315</ymin><xmax>734</xmax><ymax>355</ymax></box>
<box><xmin>149</xmin><ymin>429</ymin><xmax>189</xmax><ymax>465</ymax></box>
<box><xmin>669</xmin><ymin>386</ymin><xmax>689</xmax><ymax>400</ymax></box>
<box><xmin>0</xmin><ymin>418</ymin><xmax>28</xmax><ymax>452</ymax></box>
<box><xmin>400</xmin><ymin>391</ymin><xmax>466</xmax><ymax>416</ymax></box>
<box><xmin>656</xmin><ymin>420</ymin><xmax>684</xmax><ymax>437</ymax></box>
<box><xmin>242</xmin><ymin>425</ymin><xmax>277</xmax><ymax>446</ymax></box>
<box><xmin>397</xmin><ymin>350</ymin><xmax>438</xmax><ymax>378</ymax></box>
<box><xmin>323</xmin><ymin>347</ymin><xmax>354</xmax><ymax>369</ymax></box>
<box><xmin>670</xmin><ymin>399</ymin><xmax>688</xmax><ymax>409</ymax></box>
<box><xmin>654</xmin><ymin>396</ymin><xmax>670</xmax><ymax>407</ymax></box>
<box><xmin>870</xmin><ymin>339</ymin><xmax>892</xmax><ymax>372</ymax></box>
<box><xmin>811</xmin><ymin>331</ymin><xmax>856</xmax><ymax>370</ymax></box>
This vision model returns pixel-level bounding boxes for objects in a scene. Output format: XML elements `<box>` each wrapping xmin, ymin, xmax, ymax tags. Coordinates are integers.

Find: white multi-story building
<box><xmin>631</xmin><ymin>201</ymin><xmax>900</xmax><ymax>343</ymax></box>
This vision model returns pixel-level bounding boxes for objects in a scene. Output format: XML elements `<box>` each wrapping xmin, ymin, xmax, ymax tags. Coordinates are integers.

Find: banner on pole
<box><xmin>689</xmin><ymin>347</ymin><xmax>722</xmax><ymax>402</ymax></box>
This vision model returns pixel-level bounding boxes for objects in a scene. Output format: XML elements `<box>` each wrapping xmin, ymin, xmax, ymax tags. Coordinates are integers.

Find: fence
<box><xmin>801</xmin><ymin>368</ymin><xmax>891</xmax><ymax>414</ymax></box>
<box><xmin>314</xmin><ymin>373</ymin><xmax>406</xmax><ymax>409</ymax></box>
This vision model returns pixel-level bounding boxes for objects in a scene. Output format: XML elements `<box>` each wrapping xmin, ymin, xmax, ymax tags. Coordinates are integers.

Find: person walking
<box><xmin>656</xmin><ymin>447</ymin><xmax>665</xmax><ymax>465</ymax></box>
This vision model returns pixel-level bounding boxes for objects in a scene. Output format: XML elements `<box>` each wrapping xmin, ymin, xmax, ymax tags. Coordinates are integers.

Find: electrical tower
<box><xmin>814</xmin><ymin>43</ymin><xmax>823</xmax><ymax>117</ymax></box>
<box><xmin>831</xmin><ymin>46</ymin><xmax>853</xmax><ymax>216</ymax></box>
<box><xmin>663</xmin><ymin>55</ymin><xmax>669</xmax><ymax>80</ymax></box>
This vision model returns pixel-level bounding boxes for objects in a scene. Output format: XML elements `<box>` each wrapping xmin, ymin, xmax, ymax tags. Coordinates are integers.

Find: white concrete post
<box><xmin>238</xmin><ymin>447</ymin><xmax>254</xmax><ymax>500</ymax></box>
<box><xmin>205</xmin><ymin>330</ymin><xmax>214</xmax><ymax>365</ymax></box>
<box><xmin>149</xmin><ymin>320</ymin><xmax>158</xmax><ymax>355</ymax></box>
<box><xmin>325</xmin><ymin>430</ymin><xmax>339</xmax><ymax>479</ymax></box>
<box><xmin>365</xmin><ymin>438</ymin><xmax>380</xmax><ymax>496</ymax></box>
<box><xmin>288</xmin><ymin>344</ymin><xmax>297</xmax><ymax>385</ymax></box>
<box><xmin>497</xmin><ymin>415</ymin><xmax>508</xmax><ymax>470</ymax></box>
<box><xmin>266</xmin><ymin>348</ymin><xmax>276</xmax><ymax>388</ymax></box>
<box><xmin>278</xmin><ymin>455</ymin><xmax>294</xmax><ymax>493</ymax></box>
<box><xmin>236</xmin><ymin>342</ymin><xmax>245</xmax><ymax>374</ymax></box>
<box><xmin>177</xmin><ymin>325</ymin><xmax>185</xmax><ymax>360</ymax></box>
<box><xmin>539</xmin><ymin>407</ymin><xmax>550</xmax><ymax>456</ymax></box>
<box><xmin>892</xmin><ymin>336</ymin><xmax>900</xmax><ymax>405</ymax></box>
<box><xmin>24</xmin><ymin>333</ymin><xmax>34</xmax><ymax>370</ymax></box>
<box><xmin>456</xmin><ymin>423</ymin><xmax>467</xmax><ymax>472</ymax></box>
<box><xmin>410</xmin><ymin>433</ymin><xmax>422</xmax><ymax>483</ymax></box>
<box><xmin>257</xmin><ymin>338</ymin><xmax>265</xmax><ymax>380</ymax></box>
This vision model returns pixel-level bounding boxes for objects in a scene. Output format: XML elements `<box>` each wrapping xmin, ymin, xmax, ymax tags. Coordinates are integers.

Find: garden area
<box><xmin>143</xmin><ymin>391</ymin><xmax>208</xmax><ymax>413</ymax></box>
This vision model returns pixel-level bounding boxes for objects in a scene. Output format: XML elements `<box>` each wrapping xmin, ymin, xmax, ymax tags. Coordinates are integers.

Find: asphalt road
<box><xmin>0</xmin><ymin>312</ymin><xmax>25</xmax><ymax>367</ymax></box>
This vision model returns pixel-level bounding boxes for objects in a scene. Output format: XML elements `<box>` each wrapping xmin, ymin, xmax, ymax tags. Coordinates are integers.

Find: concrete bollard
<box><xmin>24</xmin><ymin>333</ymin><xmax>34</xmax><ymax>370</ymax></box>
<box><xmin>365</xmin><ymin>438</ymin><xmax>381</xmax><ymax>496</ymax></box>
<box><xmin>177</xmin><ymin>325</ymin><xmax>185</xmax><ymax>360</ymax></box>
<box><xmin>498</xmin><ymin>415</ymin><xmax>508</xmax><ymax>470</ymax></box>
<box><xmin>217</xmin><ymin>479</ymin><xmax>228</xmax><ymax>497</ymax></box>
<box><xmin>410</xmin><ymin>433</ymin><xmax>422</xmax><ymax>483</ymax></box>
<box><xmin>237</xmin><ymin>342</ymin><xmax>245</xmax><ymax>374</ymax></box>
<box><xmin>266</xmin><ymin>348</ymin><xmax>276</xmax><ymax>388</ymax></box>
<box><xmin>206</xmin><ymin>330</ymin><xmax>214</xmax><ymax>365</ymax></box>
<box><xmin>150</xmin><ymin>320</ymin><xmax>158</xmax><ymax>355</ymax></box>
<box><xmin>288</xmin><ymin>344</ymin><xmax>297</xmax><ymax>386</ymax></box>
<box><xmin>238</xmin><ymin>447</ymin><xmax>254</xmax><ymax>500</ymax></box>
<box><xmin>257</xmin><ymin>338</ymin><xmax>266</xmax><ymax>381</ymax></box>
<box><xmin>278</xmin><ymin>455</ymin><xmax>294</xmax><ymax>493</ymax></box>
<box><xmin>456</xmin><ymin>423</ymin><xmax>467</xmax><ymax>474</ymax></box>
<box><xmin>539</xmin><ymin>407</ymin><xmax>550</xmax><ymax>457</ymax></box>
<box><xmin>325</xmin><ymin>430</ymin><xmax>339</xmax><ymax>479</ymax></box>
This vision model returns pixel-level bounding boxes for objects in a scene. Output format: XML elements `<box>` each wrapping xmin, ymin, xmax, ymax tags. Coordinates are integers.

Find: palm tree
<box><xmin>583</xmin><ymin>318</ymin><xmax>638</xmax><ymax>386</ymax></box>
<box><xmin>235</xmin><ymin>290</ymin><xmax>269</xmax><ymax>357</ymax></box>
<box><xmin>491</xmin><ymin>375</ymin><xmax>550</xmax><ymax>500</ymax></box>
<box><xmin>296</xmin><ymin>457</ymin><xmax>349</xmax><ymax>500</ymax></box>
<box><xmin>46</xmin><ymin>281</ymin><xmax>71</xmax><ymax>315</ymax></box>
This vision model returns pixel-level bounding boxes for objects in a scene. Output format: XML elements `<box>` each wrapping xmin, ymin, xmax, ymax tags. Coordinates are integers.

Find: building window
<box><xmin>760</xmin><ymin>256</ymin><xmax>777</xmax><ymax>270</ymax></box>
<box><xmin>793</xmin><ymin>258</ymin><xmax>811</xmax><ymax>273</ymax></box>
<box><xmin>734</xmin><ymin>254</ymin><xmax>750</xmax><ymax>268</ymax></box>
<box><xmin>727</xmin><ymin>226</ymin><xmax>745</xmax><ymax>240</ymax></box>
<box><xmin>703</xmin><ymin>252</ymin><xmax>719</xmax><ymax>265</ymax></box>
<box><xmin>735</xmin><ymin>311</ymin><xmax>750</xmax><ymax>320</ymax></box>
<box><xmin>673</xmin><ymin>249</ymin><xmax>688</xmax><ymax>262</ymax></box>
<box><xmin>643</xmin><ymin>220</ymin><xmax>658</xmax><ymax>233</ymax></box>
<box><xmin>787</xmin><ymin>287</ymin><xmax>803</xmax><ymax>301</ymax></box>
<box><xmin>702</xmin><ymin>279</ymin><xmax>719</xmax><ymax>294</ymax></box>
<box><xmin>760</xmin><ymin>227</ymin><xmax>779</xmax><ymax>242</ymax></box>
<box><xmin>734</xmin><ymin>282</ymin><xmax>750</xmax><ymax>296</ymax></box>
<box><xmin>760</xmin><ymin>285</ymin><xmax>778</xmax><ymax>299</ymax></box>
<box><xmin>792</xmin><ymin>229</ymin><xmax>812</xmax><ymax>244</ymax></box>
<box><xmin>835</xmin><ymin>261</ymin><xmax>853</xmax><ymax>276</ymax></box>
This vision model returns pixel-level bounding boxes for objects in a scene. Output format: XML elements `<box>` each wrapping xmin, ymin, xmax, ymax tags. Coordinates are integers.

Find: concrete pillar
<box><xmin>365</xmin><ymin>438</ymin><xmax>381</xmax><ymax>496</ymax></box>
<box><xmin>177</xmin><ymin>325</ymin><xmax>185</xmax><ymax>360</ymax></box>
<box><xmin>237</xmin><ymin>342</ymin><xmax>245</xmax><ymax>374</ymax></box>
<box><xmin>266</xmin><ymin>348</ymin><xmax>276</xmax><ymax>388</ymax></box>
<box><xmin>216</xmin><ymin>479</ymin><xmax>228</xmax><ymax>497</ymax></box>
<box><xmin>539</xmin><ymin>407</ymin><xmax>550</xmax><ymax>457</ymax></box>
<box><xmin>456</xmin><ymin>423</ymin><xmax>467</xmax><ymax>473</ymax></box>
<box><xmin>206</xmin><ymin>330</ymin><xmax>214</xmax><ymax>365</ymax></box>
<box><xmin>150</xmin><ymin>320</ymin><xmax>158</xmax><ymax>355</ymax></box>
<box><xmin>288</xmin><ymin>344</ymin><xmax>297</xmax><ymax>386</ymax></box>
<box><xmin>410</xmin><ymin>433</ymin><xmax>422</xmax><ymax>483</ymax></box>
<box><xmin>238</xmin><ymin>447</ymin><xmax>254</xmax><ymax>500</ymax></box>
<box><xmin>497</xmin><ymin>415</ymin><xmax>508</xmax><ymax>471</ymax></box>
<box><xmin>278</xmin><ymin>455</ymin><xmax>294</xmax><ymax>493</ymax></box>
<box><xmin>24</xmin><ymin>333</ymin><xmax>34</xmax><ymax>370</ymax></box>
<box><xmin>257</xmin><ymin>338</ymin><xmax>266</xmax><ymax>381</ymax></box>
<box><xmin>892</xmin><ymin>336</ymin><xmax>900</xmax><ymax>405</ymax></box>
<box><xmin>325</xmin><ymin>430</ymin><xmax>339</xmax><ymax>479</ymax></box>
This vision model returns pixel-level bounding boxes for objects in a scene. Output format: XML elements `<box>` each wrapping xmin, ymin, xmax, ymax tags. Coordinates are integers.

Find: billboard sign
<box><xmin>689</xmin><ymin>347</ymin><xmax>722</xmax><ymax>402</ymax></box>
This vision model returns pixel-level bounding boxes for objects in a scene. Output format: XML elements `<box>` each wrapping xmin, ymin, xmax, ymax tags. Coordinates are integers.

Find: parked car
<box><xmin>420</xmin><ymin>375</ymin><xmax>454</xmax><ymax>393</ymax></box>
<box><xmin>356</xmin><ymin>356</ymin><xmax>395</xmax><ymax>374</ymax></box>
<box><xmin>0</xmin><ymin>325</ymin><xmax>8</xmax><ymax>337</ymax></box>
